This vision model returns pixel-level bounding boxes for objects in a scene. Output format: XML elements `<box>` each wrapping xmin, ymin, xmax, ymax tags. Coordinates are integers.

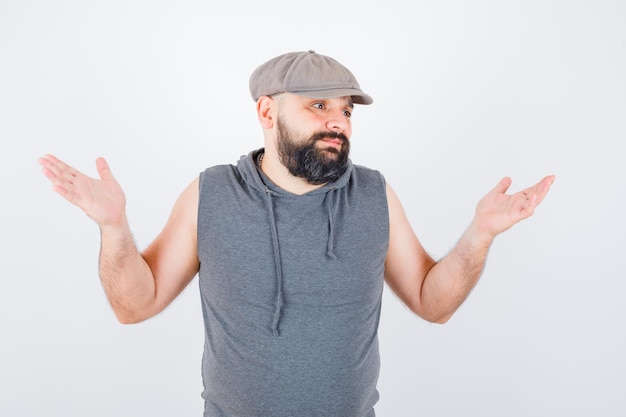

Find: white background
<box><xmin>1</xmin><ymin>1</ymin><xmax>624</xmax><ymax>416</ymax></box>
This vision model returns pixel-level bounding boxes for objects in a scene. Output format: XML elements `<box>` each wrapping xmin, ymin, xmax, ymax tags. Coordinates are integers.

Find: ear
<box><xmin>256</xmin><ymin>96</ymin><xmax>276</xmax><ymax>129</ymax></box>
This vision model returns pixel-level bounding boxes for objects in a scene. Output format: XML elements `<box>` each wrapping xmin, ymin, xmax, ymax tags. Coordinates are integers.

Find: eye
<box><xmin>343</xmin><ymin>109</ymin><xmax>352</xmax><ymax>118</ymax></box>
<box><xmin>312</xmin><ymin>102</ymin><xmax>326</xmax><ymax>110</ymax></box>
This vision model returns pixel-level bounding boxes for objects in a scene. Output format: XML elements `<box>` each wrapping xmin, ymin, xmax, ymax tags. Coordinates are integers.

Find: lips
<box><xmin>311</xmin><ymin>131</ymin><xmax>348</xmax><ymax>144</ymax></box>
<box><xmin>321</xmin><ymin>138</ymin><xmax>344</xmax><ymax>147</ymax></box>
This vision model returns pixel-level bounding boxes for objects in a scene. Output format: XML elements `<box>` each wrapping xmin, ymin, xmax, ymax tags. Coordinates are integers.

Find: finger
<box><xmin>540</xmin><ymin>174</ymin><xmax>556</xmax><ymax>192</ymax></box>
<box><xmin>41</xmin><ymin>154</ymin><xmax>80</xmax><ymax>177</ymax></box>
<box><xmin>39</xmin><ymin>170</ymin><xmax>81</xmax><ymax>205</ymax></box>
<box><xmin>527</xmin><ymin>175</ymin><xmax>555</xmax><ymax>206</ymax></box>
<box><xmin>39</xmin><ymin>158</ymin><xmax>70</xmax><ymax>185</ymax></box>
<box><xmin>511</xmin><ymin>192</ymin><xmax>538</xmax><ymax>223</ymax></box>
<box><xmin>38</xmin><ymin>155</ymin><xmax>87</xmax><ymax>206</ymax></box>
<box><xmin>526</xmin><ymin>193</ymin><xmax>538</xmax><ymax>211</ymax></box>
<box><xmin>492</xmin><ymin>176</ymin><xmax>512</xmax><ymax>194</ymax></box>
<box><xmin>51</xmin><ymin>183</ymin><xmax>76</xmax><ymax>201</ymax></box>
<box><xmin>95</xmin><ymin>157</ymin><xmax>115</xmax><ymax>181</ymax></box>
<box><xmin>38</xmin><ymin>154</ymin><xmax>80</xmax><ymax>184</ymax></box>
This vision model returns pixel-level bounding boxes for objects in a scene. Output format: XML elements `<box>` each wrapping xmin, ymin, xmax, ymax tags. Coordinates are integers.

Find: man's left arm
<box><xmin>384</xmin><ymin>175</ymin><xmax>555</xmax><ymax>324</ymax></box>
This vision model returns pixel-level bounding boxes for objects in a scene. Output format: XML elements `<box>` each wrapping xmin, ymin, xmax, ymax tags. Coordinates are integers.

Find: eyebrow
<box><xmin>304</xmin><ymin>96</ymin><xmax>354</xmax><ymax>109</ymax></box>
<box><xmin>341</xmin><ymin>97</ymin><xmax>354</xmax><ymax>109</ymax></box>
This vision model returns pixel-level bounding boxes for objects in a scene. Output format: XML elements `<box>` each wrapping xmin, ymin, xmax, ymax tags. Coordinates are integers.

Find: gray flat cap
<box><xmin>249</xmin><ymin>50</ymin><xmax>373</xmax><ymax>105</ymax></box>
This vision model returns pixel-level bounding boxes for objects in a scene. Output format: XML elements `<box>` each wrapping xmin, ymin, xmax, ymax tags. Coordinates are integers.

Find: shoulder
<box><xmin>199</xmin><ymin>163</ymin><xmax>240</xmax><ymax>184</ymax></box>
<box><xmin>350</xmin><ymin>164</ymin><xmax>387</xmax><ymax>187</ymax></box>
<box><xmin>171</xmin><ymin>177</ymin><xmax>199</xmax><ymax>222</ymax></box>
<box><xmin>340</xmin><ymin>164</ymin><xmax>389</xmax><ymax>218</ymax></box>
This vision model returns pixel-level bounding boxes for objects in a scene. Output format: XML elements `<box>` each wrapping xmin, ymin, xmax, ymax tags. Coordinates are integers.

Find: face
<box><xmin>275</xmin><ymin>95</ymin><xmax>353</xmax><ymax>185</ymax></box>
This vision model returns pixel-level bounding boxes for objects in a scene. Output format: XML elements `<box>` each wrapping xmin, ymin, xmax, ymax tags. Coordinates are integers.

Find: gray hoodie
<box><xmin>198</xmin><ymin>149</ymin><xmax>389</xmax><ymax>416</ymax></box>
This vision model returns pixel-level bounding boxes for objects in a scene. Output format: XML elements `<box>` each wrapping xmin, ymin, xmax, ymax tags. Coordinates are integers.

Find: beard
<box><xmin>276</xmin><ymin>118</ymin><xmax>350</xmax><ymax>185</ymax></box>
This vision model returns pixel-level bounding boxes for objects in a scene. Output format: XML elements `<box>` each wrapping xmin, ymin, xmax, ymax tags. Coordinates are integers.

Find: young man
<box><xmin>39</xmin><ymin>50</ymin><xmax>554</xmax><ymax>416</ymax></box>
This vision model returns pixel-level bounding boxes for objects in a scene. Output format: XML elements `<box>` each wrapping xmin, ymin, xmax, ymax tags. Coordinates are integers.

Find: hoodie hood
<box><xmin>236</xmin><ymin>148</ymin><xmax>353</xmax><ymax>336</ymax></box>
<box><xmin>237</xmin><ymin>148</ymin><xmax>353</xmax><ymax>197</ymax></box>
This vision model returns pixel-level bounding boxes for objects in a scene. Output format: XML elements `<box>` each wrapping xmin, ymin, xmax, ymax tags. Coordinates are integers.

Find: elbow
<box><xmin>114</xmin><ymin>312</ymin><xmax>141</xmax><ymax>325</ymax></box>
<box><xmin>428</xmin><ymin>313</ymin><xmax>452</xmax><ymax>325</ymax></box>
<box><xmin>108</xmin><ymin>292</ymin><xmax>159</xmax><ymax>324</ymax></box>
<box><xmin>410</xmin><ymin>302</ymin><xmax>454</xmax><ymax>324</ymax></box>
<box><xmin>116</xmin><ymin>315</ymin><xmax>142</xmax><ymax>325</ymax></box>
<box><xmin>112</xmin><ymin>306</ymin><xmax>151</xmax><ymax>325</ymax></box>
<box><xmin>417</xmin><ymin>310</ymin><xmax>453</xmax><ymax>325</ymax></box>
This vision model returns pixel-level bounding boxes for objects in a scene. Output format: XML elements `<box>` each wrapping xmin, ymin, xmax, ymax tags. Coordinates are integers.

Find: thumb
<box><xmin>95</xmin><ymin>157</ymin><xmax>115</xmax><ymax>181</ymax></box>
<box><xmin>492</xmin><ymin>176</ymin><xmax>512</xmax><ymax>194</ymax></box>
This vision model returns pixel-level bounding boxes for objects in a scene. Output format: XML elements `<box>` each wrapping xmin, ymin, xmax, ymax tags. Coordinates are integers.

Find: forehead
<box><xmin>284</xmin><ymin>93</ymin><xmax>354</xmax><ymax>108</ymax></box>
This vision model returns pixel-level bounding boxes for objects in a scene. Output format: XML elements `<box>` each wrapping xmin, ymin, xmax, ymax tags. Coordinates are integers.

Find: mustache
<box><xmin>310</xmin><ymin>131</ymin><xmax>349</xmax><ymax>144</ymax></box>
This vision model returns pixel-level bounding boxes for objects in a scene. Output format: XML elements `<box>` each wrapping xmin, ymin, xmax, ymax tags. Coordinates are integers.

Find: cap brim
<box><xmin>291</xmin><ymin>88</ymin><xmax>373</xmax><ymax>105</ymax></box>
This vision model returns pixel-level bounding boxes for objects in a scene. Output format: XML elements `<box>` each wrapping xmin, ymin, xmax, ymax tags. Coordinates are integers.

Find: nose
<box><xmin>325</xmin><ymin>108</ymin><xmax>349</xmax><ymax>133</ymax></box>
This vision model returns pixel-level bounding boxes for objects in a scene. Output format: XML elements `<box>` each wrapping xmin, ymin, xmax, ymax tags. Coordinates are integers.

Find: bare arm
<box><xmin>384</xmin><ymin>175</ymin><xmax>555</xmax><ymax>324</ymax></box>
<box><xmin>39</xmin><ymin>155</ymin><xmax>199</xmax><ymax>323</ymax></box>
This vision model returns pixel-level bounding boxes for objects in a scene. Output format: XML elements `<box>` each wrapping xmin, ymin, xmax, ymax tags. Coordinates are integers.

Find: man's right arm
<box><xmin>39</xmin><ymin>155</ymin><xmax>199</xmax><ymax>323</ymax></box>
<box><xmin>98</xmin><ymin>179</ymin><xmax>199</xmax><ymax>323</ymax></box>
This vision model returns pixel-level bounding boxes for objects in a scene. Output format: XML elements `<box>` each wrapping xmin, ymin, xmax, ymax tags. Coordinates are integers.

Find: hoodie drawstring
<box><xmin>325</xmin><ymin>189</ymin><xmax>337</xmax><ymax>260</ymax></box>
<box><xmin>263</xmin><ymin>186</ymin><xmax>338</xmax><ymax>336</ymax></box>
<box><xmin>264</xmin><ymin>188</ymin><xmax>284</xmax><ymax>337</ymax></box>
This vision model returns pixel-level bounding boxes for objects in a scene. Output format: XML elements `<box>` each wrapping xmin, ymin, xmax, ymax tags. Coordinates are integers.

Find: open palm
<box><xmin>39</xmin><ymin>154</ymin><xmax>127</xmax><ymax>228</ymax></box>
<box><xmin>474</xmin><ymin>175</ymin><xmax>555</xmax><ymax>238</ymax></box>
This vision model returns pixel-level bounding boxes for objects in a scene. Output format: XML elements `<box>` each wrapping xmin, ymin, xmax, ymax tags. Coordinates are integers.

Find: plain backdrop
<box><xmin>1</xmin><ymin>1</ymin><xmax>624</xmax><ymax>416</ymax></box>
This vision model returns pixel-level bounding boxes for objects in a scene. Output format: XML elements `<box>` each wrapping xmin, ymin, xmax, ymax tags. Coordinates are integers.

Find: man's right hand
<box><xmin>38</xmin><ymin>154</ymin><xmax>127</xmax><ymax>228</ymax></box>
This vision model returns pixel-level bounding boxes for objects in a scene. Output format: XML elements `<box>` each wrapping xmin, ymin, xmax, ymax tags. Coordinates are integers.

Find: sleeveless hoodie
<box><xmin>197</xmin><ymin>149</ymin><xmax>389</xmax><ymax>417</ymax></box>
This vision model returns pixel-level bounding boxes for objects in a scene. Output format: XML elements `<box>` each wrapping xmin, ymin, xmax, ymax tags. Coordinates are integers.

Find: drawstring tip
<box><xmin>326</xmin><ymin>251</ymin><xmax>337</xmax><ymax>260</ymax></box>
<box><xmin>272</xmin><ymin>327</ymin><xmax>279</xmax><ymax>337</ymax></box>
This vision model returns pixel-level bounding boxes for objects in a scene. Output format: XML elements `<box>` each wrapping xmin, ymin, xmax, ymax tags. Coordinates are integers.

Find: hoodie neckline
<box><xmin>239</xmin><ymin>148</ymin><xmax>353</xmax><ymax>198</ymax></box>
<box><xmin>237</xmin><ymin>149</ymin><xmax>352</xmax><ymax>336</ymax></box>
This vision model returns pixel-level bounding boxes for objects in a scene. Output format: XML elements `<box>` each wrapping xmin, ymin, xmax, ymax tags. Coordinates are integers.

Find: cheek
<box><xmin>343</xmin><ymin>123</ymin><xmax>352</xmax><ymax>140</ymax></box>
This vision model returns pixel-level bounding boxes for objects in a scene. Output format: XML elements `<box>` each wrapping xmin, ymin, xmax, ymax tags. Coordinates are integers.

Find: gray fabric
<box><xmin>197</xmin><ymin>149</ymin><xmax>389</xmax><ymax>417</ymax></box>
<box><xmin>248</xmin><ymin>50</ymin><xmax>373</xmax><ymax>105</ymax></box>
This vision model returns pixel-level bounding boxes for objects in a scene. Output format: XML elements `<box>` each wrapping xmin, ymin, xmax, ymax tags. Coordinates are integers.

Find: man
<box><xmin>39</xmin><ymin>50</ymin><xmax>554</xmax><ymax>416</ymax></box>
